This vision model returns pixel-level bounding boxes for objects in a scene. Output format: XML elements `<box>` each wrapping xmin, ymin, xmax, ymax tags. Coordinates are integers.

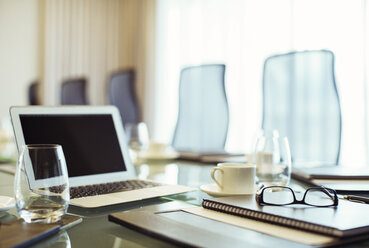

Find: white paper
<box><xmin>183</xmin><ymin>207</ymin><xmax>336</xmax><ymax>245</ymax></box>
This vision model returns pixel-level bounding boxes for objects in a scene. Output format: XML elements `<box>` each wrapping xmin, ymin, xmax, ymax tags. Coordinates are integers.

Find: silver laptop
<box><xmin>10</xmin><ymin>106</ymin><xmax>194</xmax><ymax>208</ymax></box>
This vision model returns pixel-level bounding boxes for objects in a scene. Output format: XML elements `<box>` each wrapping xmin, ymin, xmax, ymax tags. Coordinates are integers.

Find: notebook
<box><xmin>109</xmin><ymin>202</ymin><xmax>369</xmax><ymax>247</ymax></box>
<box><xmin>292</xmin><ymin>166</ymin><xmax>369</xmax><ymax>193</ymax></box>
<box><xmin>10</xmin><ymin>106</ymin><xmax>194</xmax><ymax>208</ymax></box>
<box><xmin>178</xmin><ymin>150</ymin><xmax>247</xmax><ymax>163</ymax></box>
<box><xmin>292</xmin><ymin>166</ymin><xmax>369</xmax><ymax>180</ymax></box>
<box><xmin>0</xmin><ymin>219</ymin><xmax>59</xmax><ymax>248</ymax></box>
<box><xmin>202</xmin><ymin>195</ymin><xmax>369</xmax><ymax>238</ymax></box>
<box><xmin>0</xmin><ymin>214</ymin><xmax>81</xmax><ymax>248</ymax></box>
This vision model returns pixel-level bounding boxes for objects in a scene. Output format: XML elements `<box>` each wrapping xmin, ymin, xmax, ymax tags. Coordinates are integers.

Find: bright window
<box><xmin>154</xmin><ymin>0</ymin><xmax>369</xmax><ymax>167</ymax></box>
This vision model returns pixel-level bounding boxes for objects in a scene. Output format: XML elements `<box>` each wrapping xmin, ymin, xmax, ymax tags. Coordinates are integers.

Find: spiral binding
<box><xmin>202</xmin><ymin>199</ymin><xmax>338</xmax><ymax>236</ymax></box>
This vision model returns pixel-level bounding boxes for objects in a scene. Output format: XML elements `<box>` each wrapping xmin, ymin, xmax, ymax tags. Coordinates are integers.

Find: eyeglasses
<box><xmin>256</xmin><ymin>186</ymin><xmax>338</xmax><ymax>207</ymax></box>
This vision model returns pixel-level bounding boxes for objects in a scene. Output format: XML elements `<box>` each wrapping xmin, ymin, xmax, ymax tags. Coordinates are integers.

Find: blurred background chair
<box><xmin>172</xmin><ymin>64</ymin><xmax>229</xmax><ymax>152</ymax></box>
<box><xmin>108</xmin><ymin>69</ymin><xmax>140</xmax><ymax>127</ymax></box>
<box><xmin>28</xmin><ymin>81</ymin><xmax>40</xmax><ymax>105</ymax></box>
<box><xmin>261</xmin><ymin>50</ymin><xmax>342</xmax><ymax>166</ymax></box>
<box><xmin>60</xmin><ymin>78</ymin><xmax>88</xmax><ymax>105</ymax></box>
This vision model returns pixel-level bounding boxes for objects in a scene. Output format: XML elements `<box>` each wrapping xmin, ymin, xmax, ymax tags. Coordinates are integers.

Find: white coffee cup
<box><xmin>211</xmin><ymin>163</ymin><xmax>256</xmax><ymax>194</ymax></box>
<box><xmin>147</xmin><ymin>141</ymin><xmax>169</xmax><ymax>154</ymax></box>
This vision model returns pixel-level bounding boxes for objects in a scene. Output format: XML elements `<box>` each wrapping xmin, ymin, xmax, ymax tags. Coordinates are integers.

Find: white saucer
<box><xmin>0</xmin><ymin>196</ymin><xmax>15</xmax><ymax>212</ymax></box>
<box><xmin>200</xmin><ymin>184</ymin><xmax>258</xmax><ymax>197</ymax></box>
<box><xmin>139</xmin><ymin>151</ymin><xmax>179</xmax><ymax>161</ymax></box>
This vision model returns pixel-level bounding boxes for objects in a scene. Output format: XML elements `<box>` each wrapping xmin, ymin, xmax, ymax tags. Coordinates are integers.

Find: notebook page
<box><xmin>183</xmin><ymin>207</ymin><xmax>335</xmax><ymax>245</ymax></box>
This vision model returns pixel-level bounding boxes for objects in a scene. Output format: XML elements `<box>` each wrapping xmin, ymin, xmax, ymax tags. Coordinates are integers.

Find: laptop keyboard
<box><xmin>69</xmin><ymin>179</ymin><xmax>163</xmax><ymax>199</ymax></box>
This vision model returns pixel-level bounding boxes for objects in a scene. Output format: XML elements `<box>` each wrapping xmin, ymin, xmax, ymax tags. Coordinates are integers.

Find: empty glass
<box><xmin>125</xmin><ymin>122</ymin><xmax>150</xmax><ymax>153</ymax></box>
<box><xmin>14</xmin><ymin>144</ymin><xmax>70</xmax><ymax>223</ymax></box>
<box><xmin>253</xmin><ymin>130</ymin><xmax>291</xmax><ymax>187</ymax></box>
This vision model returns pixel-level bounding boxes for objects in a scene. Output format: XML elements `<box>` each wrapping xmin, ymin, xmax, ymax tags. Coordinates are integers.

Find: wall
<box><xmin>0</xmin><ymin>0</ymin><xmax>39</xmax><ymax>120</ymax></box>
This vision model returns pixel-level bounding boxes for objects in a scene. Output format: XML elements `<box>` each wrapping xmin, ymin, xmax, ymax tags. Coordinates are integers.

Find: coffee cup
<box><xmin>147</xmin><ymin>141</ymin><xmax>175</xmax><ymax>155</ymax></box>
<box><xmin>211</xmin><ymin>163</ymin><xmax>256</xmax><ymax>194</ymax></box>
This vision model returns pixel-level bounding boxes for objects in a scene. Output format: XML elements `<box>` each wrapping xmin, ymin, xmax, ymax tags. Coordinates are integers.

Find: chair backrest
<box><xmin>108</xmin><ymin>69</ymin><xmax>140</xmax><ymax>126</ymax></box>
<box><xmin>262</xmin><ymin>50</ymin><xmax>342</xmax><ymax>166</ymax></box>
<box><xmin>172</xmin><ymin>64</ymin><xmax>229</xmax><ymax>152</ymax></box>
<box><xmin>61</xmin><ymin>78</ymin><xmax>88</xmax><ymax>105</ymax></box>
<box><xmin>28</xmin><ymin>81</ymin><xmax>40</xmax><ymax>105</ymax></box>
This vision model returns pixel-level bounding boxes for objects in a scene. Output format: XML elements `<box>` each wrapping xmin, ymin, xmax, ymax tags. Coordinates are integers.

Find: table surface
<box><xmin>0</xmin><ymin>159</ymin><xmax>368</xmax><ymax>248</ymax></box>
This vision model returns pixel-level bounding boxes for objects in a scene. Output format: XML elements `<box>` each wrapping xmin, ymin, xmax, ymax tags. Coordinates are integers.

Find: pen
<box><xmin>343</xmin><ymin>195</ymin><xmax>369</xmax><ymax>204</ymax></box>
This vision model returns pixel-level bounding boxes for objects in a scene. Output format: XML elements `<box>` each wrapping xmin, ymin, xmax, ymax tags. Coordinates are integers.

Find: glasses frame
<box><xmin>256</xmin><ymin>186</ymin><xmax>339</xmax><ymax>207</ymax></box>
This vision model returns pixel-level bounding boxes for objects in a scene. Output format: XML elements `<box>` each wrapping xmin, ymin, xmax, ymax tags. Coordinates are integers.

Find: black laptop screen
<box><xmin>19</xmin><ymin>114</ymin><xmax>127</xmax><ymax>177</ymax></box>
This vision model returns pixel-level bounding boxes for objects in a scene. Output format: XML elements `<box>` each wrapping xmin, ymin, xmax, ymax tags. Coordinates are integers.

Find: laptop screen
<box><xmin>19</xmin><ymin>114</ymin><xmax>127</xmax><ymax>178</ymax></box>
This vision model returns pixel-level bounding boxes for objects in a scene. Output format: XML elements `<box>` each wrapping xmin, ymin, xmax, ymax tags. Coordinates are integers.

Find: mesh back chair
<box><xmin>28</xmin><ymin>81</ymin><xmax>40</xmax><ymax>105</ymax></box>
<box><xmin>172</xmin><ymin>64</ymin><xmax>229</xmax><ymax>152</ymax></box>
<box><xmin>108</xmin><ymin>69</ymin><xmax>140</xmax><ymax>126</ymax></box>
<box><xmin>61</xmin><ymin>78</ymin><xmax>88</xmax><ymax>105</ymax></box>
<box><xmin>262</xmin><ymin>50</ymin><xmax>342</xmax><ymax>166</ymax></box>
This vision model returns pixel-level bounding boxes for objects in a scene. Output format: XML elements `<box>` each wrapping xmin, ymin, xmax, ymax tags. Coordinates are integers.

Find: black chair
<box><xmin>28</xmin><ymin>81</ymin><xmax>40</xmax><ymax>105</ymax></box>
<box><xmin>108</xmin><ymin>69</ymin><xmax>140</xmax><ymax>126</ymax></box>
<box><xmin>61</xmin><ymin>78</ymin><xmax>88</xmax><ymax>105</ymax></box>
<box><xmin>172</xmin><ymin>64</ymin><xmax>229</xmax><ymax>152</ymax></box>
<box><xmin>262</xmin><ymin>50</ymin><xmax>342</xmax><ymax>166</ymax></box>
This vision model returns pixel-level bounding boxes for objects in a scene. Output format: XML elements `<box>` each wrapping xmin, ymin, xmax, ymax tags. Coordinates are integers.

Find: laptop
<box><xmin>10</xmin><ymin>106</ymin><xmax>194</xmax><ymax>208</ymax></box>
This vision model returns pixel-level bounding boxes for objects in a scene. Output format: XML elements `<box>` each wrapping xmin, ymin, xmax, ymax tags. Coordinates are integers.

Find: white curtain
<box><xmin>153</xmin><ymin>0</ymin><xmax>369</xmax><ymax>167</ymax></box>
<box><xmin>40</xmin><ymin>0</ymin><xmax>152</xmax><ymax>107</ymax></box>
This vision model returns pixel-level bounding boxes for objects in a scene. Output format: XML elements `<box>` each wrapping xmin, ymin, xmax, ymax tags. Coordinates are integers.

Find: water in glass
<box><xmin>253</xmin><ymin>130</ymin><xmax>291</xmax><ymax>186</ymax></box>
<box><xmin>14</xmin><ymin>144</ymin><xmax>70</xmax><ymax>223</ymax></box>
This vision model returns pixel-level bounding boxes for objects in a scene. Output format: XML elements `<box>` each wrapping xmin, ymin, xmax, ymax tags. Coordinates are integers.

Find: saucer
<box><xmin>0</xmin><ymin>196</ymin><xmax>15</xmax><ymax>212</ymax></box>
<box><xmin>200</xmin><ymin>184</ymin><xmax>258</xmax><ymax>197</ymax></box>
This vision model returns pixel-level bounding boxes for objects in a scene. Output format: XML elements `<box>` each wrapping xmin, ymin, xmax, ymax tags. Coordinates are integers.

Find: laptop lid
<box><xmin>10</xmin><ymin>106</ymin><xmax>136</xmax><ymax>187</ymax></box>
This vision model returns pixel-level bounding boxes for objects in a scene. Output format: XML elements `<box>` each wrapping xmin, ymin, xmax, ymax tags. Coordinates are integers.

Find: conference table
<box><xmin>1</xmin><ymin>159</ymin><xmax>369</xmax><ymax>248</ymax></box>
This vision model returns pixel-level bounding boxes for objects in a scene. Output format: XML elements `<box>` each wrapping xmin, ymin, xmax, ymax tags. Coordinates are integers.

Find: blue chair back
<box><xmin>109</xmin><ymin>69</ymin><xmax>140</xmax><ymax>126</ymax></box>
<box><xmin>262</xmin><ymin>50</ymin><xmax>341</xmax><ymax>166</ymax></box>
<box><xmin>61</xmin><ymin>78</ymin><xmax>88</xmax><ymax>105</ymax></box>
<box><xmin>172</xmin><ymin>64</ymin><xmax>229</xmax><ymax>152</ymax></box>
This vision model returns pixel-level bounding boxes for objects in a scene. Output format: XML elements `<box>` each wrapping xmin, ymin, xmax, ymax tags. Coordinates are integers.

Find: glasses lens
<box><xmin>305</xmin><ymin>188</ymin><xmax>336</xmax><ymax>206</ymax></box>
<box><xmin>262</xmin><ymin>187</ymin><xmax>294</xmax><ymax>205</ymax></box>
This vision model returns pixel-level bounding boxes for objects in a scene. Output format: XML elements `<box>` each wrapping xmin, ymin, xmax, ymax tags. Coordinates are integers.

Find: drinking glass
<box><xmin>253</xmin><ymin>130</ymin><xmax>291</xmax><ymax>186</ymax></box>
<box><xmin>14</xmin><ymin>144</ymin><xmax>70</xmax><ymax>223</ymax></box>
<box><xmin>125</xmin><ymin>122</ymin><xmax>150</xmax><ymax>153</ymax></box>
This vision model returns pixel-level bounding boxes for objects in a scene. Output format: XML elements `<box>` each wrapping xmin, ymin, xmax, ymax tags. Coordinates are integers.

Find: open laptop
<box><xmin>10</xmin><ymin>106</ymin><xmax>194</xmax><ymax>208</ymax></box>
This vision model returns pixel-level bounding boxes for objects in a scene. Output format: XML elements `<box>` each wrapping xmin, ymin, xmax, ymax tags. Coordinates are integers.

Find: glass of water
<box><xmin>14</xmin><ymin>144</ymin><xmax>70</xmax><ymax>223</ymax></box>
<box><xmin>253</xmin><ymin>130</ymin><xmax>291</xmax><ymax>187</ymax></box>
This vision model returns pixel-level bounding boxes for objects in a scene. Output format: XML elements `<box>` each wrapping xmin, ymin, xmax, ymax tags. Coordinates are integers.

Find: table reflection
<box><xmin>134</xmin><ymin>160</ymin><xmax>214</xmax><ymax>188</ymax></box>
<box><xmin>135</xmin><ymin>163</ymin><xmax>179</xmax><ymax>184</ymax></box>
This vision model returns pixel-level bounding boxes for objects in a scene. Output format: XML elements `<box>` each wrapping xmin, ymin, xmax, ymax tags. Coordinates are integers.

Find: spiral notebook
<box><xmin>202</xmin><ymin>194</ymin><xmax>369</xmax><ymax>238</ymax></box>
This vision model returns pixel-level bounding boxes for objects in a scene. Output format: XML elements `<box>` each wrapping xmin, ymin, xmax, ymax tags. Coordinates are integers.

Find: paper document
<box><xmin>183</xmin><ymin>207</ymin><xmax>335</xmax><ymax>246</ymax></box>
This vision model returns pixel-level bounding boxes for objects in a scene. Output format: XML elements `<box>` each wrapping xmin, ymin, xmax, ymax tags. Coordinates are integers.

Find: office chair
<box><xmin>60</xmin><ymin>78</ymin><xmax>88</xmax><ymax>105</ymax></box>
<box><xmin>28</xmin><ymin>81</ymin><xmax>40</xmax><ymax>105</ymax></box>
<box><xmin>262</xmin><ymin>50</ymin><xmax>342</xmax><ymax>166</ymax></box>
<box><xmin>108</xmin><ymin>69</ymin><xmax>140</xmax><ymax>126</ymax></box>
<box><xmin>172</xmin><ymin>64</ymin><xmax>229</xmax><ymax>152</ymax></box>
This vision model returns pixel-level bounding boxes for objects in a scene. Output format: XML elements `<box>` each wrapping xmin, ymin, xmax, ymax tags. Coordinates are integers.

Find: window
<box><xmin>154</xmin><ymin>0</ymin><xmax>369</xmax><ymax>167</ymax></box>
